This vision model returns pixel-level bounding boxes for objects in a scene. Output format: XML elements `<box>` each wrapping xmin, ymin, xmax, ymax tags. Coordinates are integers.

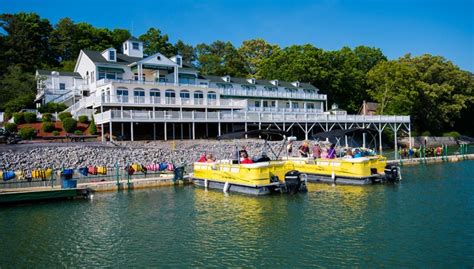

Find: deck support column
<box><xmin>408</xmin><ymin>123</ymin><xmax>412</xmax><ymax>149</ymax></box>
<box><xmin>394</xmin><ymin>123</ymin><xmax>398</xmax><ymax>160</ymax></box>
<box><xmin>206</xmin><ymin>123</ymin><xmax>209</xmax><ymax>138</ymax></box>
<box><xmin>245</xmin><ymin>122</ymin><xmax>248</xmax><ymax>139</ymax></box>
<box><xmin>218</xmin><ymin>122</ymin><xmax>221</xmax><ymax>136</ymax></box>
<box><xmin>130</xmin><ymin>122</ymin><xmax>134</xmax><ymax>141</ymax></box>
<box><xmin>109</xmin><ymin>122</ymin><xmax>113</xmax><ymax>142</ymax></box>
<box><xmin>345</xmin><ymin>135</ymin><xmax>348</xmax><ymax>147</ymax></box>
<box><xmin>153</xmin><ymin>123</ymin><xmax>156</xmax><ymax>140</ymax></box>
<box><xmin>192</xmin><ymin>122</ymin><xmax>195</xmax><ymax>140</ymax></box>
<box><xmin>172</xmin><ymin>123</ymin><xmax>175</xmax><ymax>140</ymax></box>
<box><xmin>180</xmin><ymin>123</ymin><xmax>183</xmax><ymax>140</ymax></box>
<box><xmin>362</xmin><ymin>132</ymin><xmax>366</xmax><ymax>148</ymax></box>
<box><xmin>164</xmin><ymin>122</ymin><xmax>167</xmax><ymax>141</ymax></box>
<box><xmin>305</xmin><ymin>122</ymin><xmax>308</xmax><ymax>140</ymax></box>
<box><xmin>121</xmin><ymin>123</ymin><xmax>124</xmax><ymax>138</ymax></box>
<box><xmin>378</xmin><ymin>123</ymin><xmax>383</xmax><ymax>154</ymax></box>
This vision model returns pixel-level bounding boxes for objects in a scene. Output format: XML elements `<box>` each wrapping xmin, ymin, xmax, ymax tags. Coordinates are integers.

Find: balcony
<box><xmin>247</xmin><ymin>107</ymin><xmax>324</xmax><ymax>113</ymax></box>
<box><xmin>93</xmin><ymin>109</ymin><xmax>410</xmax><ymax>125</ymax></box>
<box><xmin>96</xmin><ymin>78</ymin><xmax>209</xmax><ymax>88</ymax></box>
<box><xmin>221</xmin><ymin>88</ymin><xmax>327</xmax><ymax>101</ymax></box>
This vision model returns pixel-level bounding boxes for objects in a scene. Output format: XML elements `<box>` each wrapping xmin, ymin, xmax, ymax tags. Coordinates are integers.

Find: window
<box><xmin>307</xmin><ymin>103</ymin><xmax>315</xmax><ymax>109</ymax></box>
<box><xmin>134</xmin><ymin>73</ymin><xmax>138</xmax><ymax>81</ymax></box>
<box><xmin>124</xmin><ymin>43</ymin><xmax>127</xmax><ymax>50</ymax></box>
<box><xmin>117</xmin><ymin>88</ymin><xmax>129</xmax><ymax>103</ymax></box>
<box><xmin>207</xmin><ymin>91</ymin><xmax>217</xmax><ymax>102</ymax></box>
<box><xmin>292</xmin><ymin>102</ymin><xmax>299</xmax><ymax>109</ymax></box>
<box><xmin>91</xmin><ymin>71</ymin><xmax>95</xmax><ymax>82</ymax></box>
<box><xmin>176</xmin><ymin>57</ymin><xmax>181</xmax><ymax>65</ymax></box>
<box><xmin>109</xmin><ymin>50</ymin><xmax>115</xmax><ymax>61</ymax></box>
<box><xmin>263</xmin><ymin>101</ymin><xmax>268</xmax><ymax>107</ymax></box>
<box><xmin>59</xmin><ymin>83</ymin><xmax>65</xmax><ymax>90</ymax></box>
<box><xmin>242</xmin><ymin>85</ymin><xmax>256</xmax><ymax>90</ymax></box>
<box><xmin>180</xmin><ymin>90</ymin><xmax>190</xmax><ymax>99</ymax></box>
<box><xmin>150</xmin><ymin>89</ymin><xmax>160</xmax><ymax>103</ymax></box>
<box><xmin>194</xmin><ymin>91</ymin><xmax>204</xmax><ymax>104</ymax></box>
<box><xmin>165</xmin><ymin>89</ymin><xmax>176</xmax><ymax>104</ymax></box>
<box><xmin>134</xmin><ymin>89</ymin><xmax>145</xmax><ymax>103</ymax></box>
<box><xmin>216</xmin><ymin>83</ymin><xmax>233</xmax><ymax>89</ymax></box>
<box><xmin>134</xmin><ymin>90</ymin><xmax>145</xmax><ymax>97</ymax></box>
<box><xmin>99</xmin><ymin>71</ymin><xmax>105</xmax><ymax>80</ymax></box>
<box><xmin>271</xmin><ymin>101</ymin><xmax>276</xmax><ymax>107</ymax></box>
<box><xmin>106</xmin><ymin>73</ymin><xmax>116</xmax><ymax>79</ymax></box>
<box><xmin>255</xmin><ymin>101</ymin><xmax>260</xmax><ymax>108</ymax></box>
<box><xmin>132</xmin><ymin>42</ymin><xmax>139</xmax><ymax>50</ymax></box>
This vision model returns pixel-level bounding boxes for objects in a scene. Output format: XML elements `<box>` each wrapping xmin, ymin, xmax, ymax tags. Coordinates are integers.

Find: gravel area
<box><xmin>0</xmin><ymin>140</ymin><xmax>298</xmax><ymax>171</ymax></box>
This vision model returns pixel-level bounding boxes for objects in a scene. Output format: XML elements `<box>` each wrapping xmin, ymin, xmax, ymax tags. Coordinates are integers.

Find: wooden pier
<box><xmin>0</xmin><ymin>187</ymin><xmax>92</xmax><ymax>205</ymax></box>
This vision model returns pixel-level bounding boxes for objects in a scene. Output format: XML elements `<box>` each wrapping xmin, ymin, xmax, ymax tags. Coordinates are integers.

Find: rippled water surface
<box><xmin>1</xmin><ymin>161</ymin><xmax>473</xmax><ymax>268</ymax></box>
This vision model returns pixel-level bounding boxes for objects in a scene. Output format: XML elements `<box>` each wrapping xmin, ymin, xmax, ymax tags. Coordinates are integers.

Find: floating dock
<box><xmin>0</xmin><ymin>187</ymin><xmax>92</xmax><ymax>205</ymax></box>
<box><xmin>387</xmin><ymin>154</ymin><xmax>474</xmax><ymax>166</ymax></box>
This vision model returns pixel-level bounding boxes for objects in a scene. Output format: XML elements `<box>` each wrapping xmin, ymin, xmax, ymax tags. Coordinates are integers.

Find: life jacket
<box><xmin>88</xmin><ymin>166</ymin><xmax>98</xmax><ymax>175</ymax></box>
<box><xmin>2</xmin><ymin>171</ymin><xmax>15</xmax><ymax>181</ymax></box>
<box><xmin>62</xmin><ymin>169</ymin><xmax>74</xmax><ymax>180</ymax></box>
<box><xmin>159</xmin><ymin>163</ymin><xmax>168</xmax><ymax>171</ymax></box>
<box><xmin>125</xmin><ymin>165</ymin><xmax>135</xmax><ymax>176</ymax></box>
<box><xmin>167</xmin><ymin>163</ymin><xmax>174</xmax><ymax>171</ymax></box>
<box><xmin>78</xmin><ymin>167</ymin><xmax>88</xmax><ymax>176</ymax></box>
<box><xmin>97</xmin><ymin>166</ymin><xmax>107</xmax><ymax>175</ymax></box>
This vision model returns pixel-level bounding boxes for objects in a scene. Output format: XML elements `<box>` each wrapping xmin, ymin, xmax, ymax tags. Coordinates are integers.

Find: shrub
<box><xmin>18</xmin><ymin>127</ymin><xmax>36</xmax><ymax>140</ymax></box>
<box><xmin>58</xmin><ymin>112</ymin><xmax>72</xmax><ymax>122</ymax></box>
<box><xmin>5</xmin><ymin>122</ymin><xmax>17</xmax><ymax>133</ymax></box>
<box><xmin>443</xmin><ymin>131</ymin><xmax>461</xmax><ymax>139</ymax></box>
<box><xmin>88</xmin><ymin>116</ymin><xmax>97</xmax><ymax>135</ymax></box>
<box><xmin>23</xmin><ymin>112</ymin><xmax>37</xmax><ymax>123</ymax></box>
<box><xmin>52</xmin><ymin>130</ymin><xmax>60</xmax><ymax>136</ymax></box>
<box><xmin>38</xmin><ymin>103</ymin><xmax>67</xmax><ymax>113</ymax></box>
<box><xmin>3</xmin><ymin>112</ymin><xmax>12</xmax><ymax>122</ymax></box>
<box><xmin>42</xmin><ymin>122</ymin><xmax>55</xmax><ymax>133</ymax></box>
<box><xmin>78</xmin><ymin>115</ymin><xmax>89</xmax><ymax>123</ymax></box>
<box><xmin>74</xmin><ymin>130</ymin><xmax>83</xmax><ymax>135</ymax></box>
<box><xmin>13</xmin><ymin>112</ymin><xmax>24</xmax><ymax>124</ymax></box>
<box><xmin>42</xmin><ymin>113</ymin><xmax>53</xmax><ymax>122</ymax></box>
<box><xmin>62</xmin><ymin>117</ymin><xmax>77</xmax><ymax>133</ymax></box>
<box><xmin>421</xmin><ymin>131</ymin><xmax>431</xmax><ymax>137</ymax></box>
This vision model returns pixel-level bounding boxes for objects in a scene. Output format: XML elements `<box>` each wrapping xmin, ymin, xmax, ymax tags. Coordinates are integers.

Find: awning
<box><xmin>179</xmin><ymin>73</ymin><xmax>197</xmax><ymax>79</ymax></box>
<box><xmin>217</xmin><ymin>129</ymin><xmax>289</xmax><ymax>141</ymax></box>
<box><xmin>312</xmin><ymin>128</ymin><xmax>377</xmax><ymax>139</ymax></box>
<box><xmin>98</xmin><ymin>67</ymin><xmax>125</xmax><ymax>73</ymax></box>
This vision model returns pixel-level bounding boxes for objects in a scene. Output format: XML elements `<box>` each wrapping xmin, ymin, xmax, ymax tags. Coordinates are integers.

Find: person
<box><xmin>312</xmin><ymin>143</ymin><xmax>321</xmax><ymax>159</ymax></box>
<box><xmin>239</xmin><ymin>150</ymin><xmax>248</xmax><ymax>162</ymax></box>
<box><xmin>240</xmin><ymin>152</ymin><xmax>253</xmax><ymax>164</ymax></box>
<box><xmin>321</xmin><ymin>148</ymin><xmax>328</xmax><ymax>159</ymax></box>
<box><xmin>327</xmin><ymin>144</ymin><xmax>336</xmax><ymax>159</ymax></box>
<box><xmin>299</xmin><ymin>141</ymin><xmax>310</xmax><ymax>157</ymax></box>
<box><xmin>353</xmin><ymin>148</ymin><xmax>362</xmax><ymax>158</ymax></box>
<box><xmin>343</xmin><ymin>148</ymin><xmax>353</xmax><ymax>159</ymax></box>
<box><xmin>197</xmin><ymin>154</ymin><xmax>207</xmax><ymax>162</ymax></box>
<box><xmin>408</xmin><ymin>147</ymin><xmax>414</xmax><ymax>159</ymax></box>
<box><xmin>287</xmin><ymin>141</ymin><xmax>294</xmax><ymax>156</ymax></box>
<box><xmin>436</xmin><ymin>146</ymin><xmax>442</xmax><ymax>157</ymax></box>
<box><xmin>206</xmin><ymin>153</ymin><xmax>216</xmax><ymax>163</ymax></box>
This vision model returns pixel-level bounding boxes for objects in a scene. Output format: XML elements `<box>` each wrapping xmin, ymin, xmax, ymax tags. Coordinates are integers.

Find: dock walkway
<box><xmin>387</xmin><ymin>154</ymin><xmax>474</xmax><ymax>166</ymax></box>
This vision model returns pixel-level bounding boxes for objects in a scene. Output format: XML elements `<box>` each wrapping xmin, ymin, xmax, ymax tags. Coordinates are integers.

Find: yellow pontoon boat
<box><xmin>192</xmin><ymin>130</ymin><xmax>308</xmax><ymax>195</ymax></box>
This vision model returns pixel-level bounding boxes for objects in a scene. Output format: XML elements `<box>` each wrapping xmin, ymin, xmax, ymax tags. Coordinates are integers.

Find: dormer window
<box><xmin>247</xmin><ymin>78</ymin><xmax>256</xmax><ymax>84</ymax></box>
<box><xmin>132</xmin><ymin>42</ymin><xmax>139</xmax><ymax>50</ymax></box>
<box><xmin>292</xmin><ymin>81</ymin><xmax>300</xmax><ymax>87</ymax></box>
<box><xmin>109</xmin><ymin>50</ymin><xmax>115</xmax><ymax>61</ymax></box>
<box><xmin>270</xmin><ymin>80</ymin><xmax>279</xmax><ymax>86</ymax></box>
<box><xmin>176</xmin><ymin>57</ymin><xmax>181</xmax><ymax>66</ymax></box>
<box><xmin>124</xmin><ymin>43</ymin><xmax>127</xmax><ymax>50</ymax></box>
<box><xmin>157</xmin><ymin>55</ymin><xmax>161</xmax><ymax>61</ymax></box>
<box><xmin>222</xmin><ymin>76</ymin><xmax>231</xmax><ymax>83</ymax></box>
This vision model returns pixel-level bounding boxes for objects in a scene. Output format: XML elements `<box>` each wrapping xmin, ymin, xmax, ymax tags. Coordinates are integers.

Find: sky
<box><xmin>1</xmin><ymin>0</ymin><xmax>473</xmax><ymax>71</ymax></box>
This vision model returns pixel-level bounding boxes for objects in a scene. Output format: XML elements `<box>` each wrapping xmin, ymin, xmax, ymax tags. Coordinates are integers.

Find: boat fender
<box><xmin>332</xmin><ymin>171</ymin><xmax>336</xmax><ymax>181</ymax></box>
<box><xmin>204</xmin><ymin>179</ymin><xmax>208</xmax><ymax>188</ymax></box>
<box><xmin>223</xmin><ymin>181</ymin><xmax>230</xmax><ymax>193</ymax></box>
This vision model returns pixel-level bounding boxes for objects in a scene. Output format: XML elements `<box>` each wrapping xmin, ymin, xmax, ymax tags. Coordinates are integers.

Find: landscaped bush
<box><xmin>421</xmin><ymin>131</ymin><xmax>431</xmax><ymax>137</ymax></box>
<box><xmin>52</xmin><ymin>130</ymin><xmax>60</xmax><ymax>136</ymax></box>
<box><xmin>18</xmin><ymin>127</ymin><xmax>36</xmax><ymax>140</ymax></box>
<box><xmin>42</xmin><ymin>122</ymin><xmax>55</xmax><ymax>133</ymax></box>
<box><xmin>5</xmin><ymin>122</ymin><xmax>17</xmax><ymax>133</ymax></box>
<box><xmin>58</xmin><ymin>112</ymin><xmax>72</xmax><ymax>122</ymax></box>
<box><xmin>13</xmin><ymin>112</ymin><xmax>24</xmax><ymax>124</ymax></box>
<box><xmin>62</xmin><ymin>117</ymin><xmax>77</xmax><ymax>133</ymax></box>
<box><xmin>78</xmin><ymin>115</ymin><xmax>89</xmax><ymax>123</ymax></box>
<box><xmin>23</xmin><ymin>112</ymin><xmax>37</xmax><ymax>123</ymax></box>
<box><xmin>38</xmin><ymin>103</ymin><xmax>67</xmax><ymax>113</ymax></box>
<box><xmin>74</xmin><ymin>130</ymin><xmax>83</xmax><ymax>135</ymax></box>
<box><xmin>443</xmin><ymin>131</ymin><xmax>461</xmax><ymax>139</ymax></box>
<box><xmin>42</xmin><ymin>113</ymin><xmax>53</xmax><ymax>122</ymax></box>
<box><xmin>88</xmin><ymin>116</ymin><xmax>97</xmax><ymax>135</ymax></box>
<box><xmin>3</xmin><ymin>112</ymin><xmax>12</xmax><ymax>122</ymax></box>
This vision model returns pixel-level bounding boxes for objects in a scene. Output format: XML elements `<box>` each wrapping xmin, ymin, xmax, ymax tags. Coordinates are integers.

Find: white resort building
<box><xmin>36</xmin><ymin>37</ymin><xmax>411</xmax><ymax>150</ymax></box>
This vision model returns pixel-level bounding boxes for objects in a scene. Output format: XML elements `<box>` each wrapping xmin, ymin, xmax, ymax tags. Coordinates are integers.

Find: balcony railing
<box><xmin>96</xmin><ymin>78</ymin><xmax>209</xmax><ymax>88</ymax></box>
<box><xmin>221</xmin><ymin>88</ymin><xmax>327</xmax><ymax>101</ymax></box>
<box><xmin>94</xmin><ymin>109</ymin><xmax>410</xmax><ymax>124</ymax></box>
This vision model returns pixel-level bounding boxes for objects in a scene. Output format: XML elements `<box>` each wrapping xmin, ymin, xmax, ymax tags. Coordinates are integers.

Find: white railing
<box><xmin>96</xmin><ymin>78</ymin><xmax>209</xmax><ymax>88</ymax></box>
<box><xmin>93</xmin><ymin>109</ymin><xmax>410</xmax><ymax>124</ymax></box>
<box><xmin>221</xmin><ymin>88</ymin><xmax>327</xmax><ymax>101</ymax></box>
<box><xmin>248</xmin><ymin>107</ymin><xmax>324</xmax><ymax>113</ymax></box>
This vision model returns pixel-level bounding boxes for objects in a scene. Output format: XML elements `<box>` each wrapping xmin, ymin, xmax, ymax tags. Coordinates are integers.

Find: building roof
<box><xmin>127</xmin><ymin>36</ymin><xmax>141</xmax><ymax>42</ymax></box>
<box><xmin>37</xmin><ymin>69</ymin><xmax>82</xmax><ymax>78</ymax></box>
<box><xmin>203</xmin><ymin>75</ymin><xmax>318</xmax><ymax>90</ymax></box>
<box><xmin>82</xmin><ymin>50</ymin><xmax>142</xmax><ymax>66</ymax></box>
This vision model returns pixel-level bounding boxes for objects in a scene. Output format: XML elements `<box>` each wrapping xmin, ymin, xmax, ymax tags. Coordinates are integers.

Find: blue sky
<box><xmin>1</xmin><ymin>0</ymin><xmax>473</xmax><ymax>71</ymax></box>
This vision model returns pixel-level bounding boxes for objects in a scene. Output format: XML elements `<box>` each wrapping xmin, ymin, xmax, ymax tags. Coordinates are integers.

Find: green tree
<box><xmin>139</xmin><ymin>28</ymin><xmax>176</xmax><ymax>57</ymax></box>
<box><xmin>175</xmin><ymin>40</ymin><xmax>196</xmax><ymax>64</ymax></box>
<box><xmin>0</xmin><ymin>65</ymin><xmax>36</xmax><ymax>112</ymax></box>
<box><xmin>88</xmin><ymin>116</ymin><xmax>97</xmax><ymax>135</ymax></box>
<box><xmin>196</xmin><ymin>41</ymin><xmax>246</xmax><ymax>77</ymax></box>
<box><xmin>0</xmin><ymin>13</ymin><xmax>57</xmax><ymax>75</ymax></box>
<box><xmin>238</xmin><ymin>38</ymin><xmax>280</xmax><ymax>76</ymax></box>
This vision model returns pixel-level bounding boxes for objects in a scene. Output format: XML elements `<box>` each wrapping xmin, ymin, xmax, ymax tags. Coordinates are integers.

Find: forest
<box><xmin>0</xmin><ymin>13</ymin><xmax>473</xmax><ymax>135</ymax></box>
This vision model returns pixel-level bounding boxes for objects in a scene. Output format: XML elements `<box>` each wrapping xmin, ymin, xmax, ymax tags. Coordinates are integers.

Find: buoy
<box><xmin>223</xmin><ymin>181</ymin><xmax>230</xmax><ymax>193</ymax></box>
<box><xmin>204</xmin><ymin>179</ymin><xmax>208</xmax><ymax>188</ymax></box>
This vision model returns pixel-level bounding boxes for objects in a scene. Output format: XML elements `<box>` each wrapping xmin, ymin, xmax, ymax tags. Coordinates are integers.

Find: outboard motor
<box><xmin>384</xmin><ymin>165</ymin><xmax>400</xmax><ymax>182</ymax></box>
<box><xmin>284</xmin><ymin>170</ymin><xmax>307</xmax><ymax>194</ymax></box>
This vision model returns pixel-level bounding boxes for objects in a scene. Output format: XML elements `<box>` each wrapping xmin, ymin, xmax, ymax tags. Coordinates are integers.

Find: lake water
<box><xmin>1</xmin><ymin>161</ymin><xmax>473</xmax><ymax>268</ymax></box>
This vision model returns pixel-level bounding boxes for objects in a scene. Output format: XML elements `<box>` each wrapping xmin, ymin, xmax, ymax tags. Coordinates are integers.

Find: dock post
<box><xmin>394</xmin><ymin>124</ymin><xmax>398</xmax><ymax>160</ymax></box>
<box><xmin>115</xmin><ymin>163</ymin><xmax>120</xmax><ymax>188</ymax></box>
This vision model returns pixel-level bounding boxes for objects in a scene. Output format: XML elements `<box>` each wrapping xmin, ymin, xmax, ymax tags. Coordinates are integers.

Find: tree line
<box><xmin>0</xmin><ymin>12</ymin><xmax>473</xmax><ymax>135</ymax></box>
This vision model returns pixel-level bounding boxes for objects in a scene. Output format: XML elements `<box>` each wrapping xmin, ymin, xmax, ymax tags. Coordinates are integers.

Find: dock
<box><xmin>387</xmin><ymin>154</ymin><xmax>474</xmax><ymax>166</ymax></box>
<box><xmin>0</xmin><ymin>187</ymin><xmax>92</xmax><ymax>205</ymax></box>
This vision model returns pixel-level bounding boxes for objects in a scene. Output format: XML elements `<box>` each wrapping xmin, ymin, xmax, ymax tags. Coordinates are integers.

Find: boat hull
<box><xmin>192</xmin><ymin>178</ymin><xmax>281</xmax><ymax>195</ymax></box>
